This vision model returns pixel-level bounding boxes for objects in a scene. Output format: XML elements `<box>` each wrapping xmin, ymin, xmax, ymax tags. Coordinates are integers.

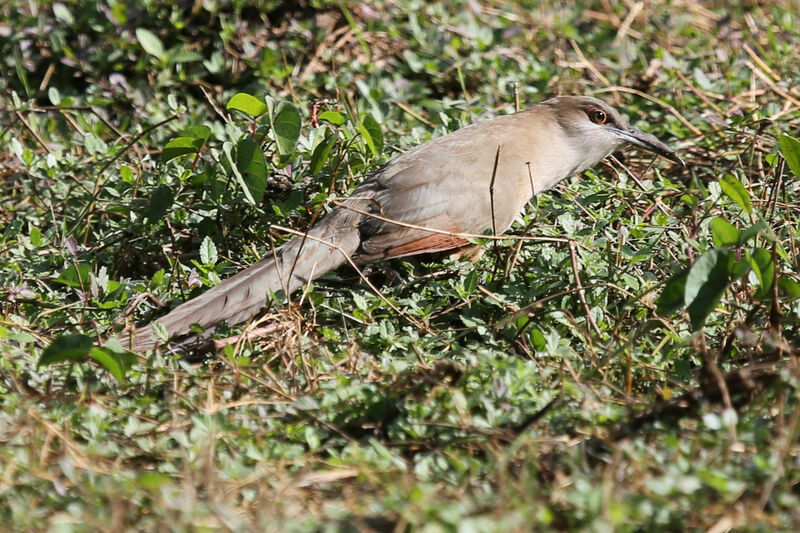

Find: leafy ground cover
<box><xmin>2</xmin><ymin>0</ymin><xmax>800</xmax><ymax>530</ymax></box>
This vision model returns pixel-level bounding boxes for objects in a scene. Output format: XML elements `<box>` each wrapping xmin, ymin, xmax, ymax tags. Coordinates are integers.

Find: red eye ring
<box><xmin>587</xmin><ymin>108</ymin><xmax>608</xmax><ymax>124</ymax></box>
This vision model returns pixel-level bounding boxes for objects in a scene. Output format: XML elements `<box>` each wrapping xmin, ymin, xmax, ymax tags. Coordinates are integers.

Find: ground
<box><xmin>1</xmin><ymin>1</ymin><xmax>800</xmax><ymax>531</ymax></box>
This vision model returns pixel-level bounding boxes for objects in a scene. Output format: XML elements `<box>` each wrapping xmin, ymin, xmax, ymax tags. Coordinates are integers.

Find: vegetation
<box><xmin>2</xmin><ymin>0</ymin><xmax>800</xmax><ymax>530</ymax></box>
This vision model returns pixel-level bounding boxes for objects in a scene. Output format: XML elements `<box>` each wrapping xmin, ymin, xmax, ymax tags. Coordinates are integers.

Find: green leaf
<box><xmin>359</xmin><ymin>114</ymin><xmax>383</xmax><ymax>156</ymax></box>
<box><xmin>183</xmin><ymin>125</ymin><xmax>211</xmax><ymax>143</ymax></box>
<box><xmin>89</xmin><ymin>347</ymin><xmax>136</xmax><ymax>382</ymax></box>
<box><xmin>684</xmin><ymin>248</ymin><xmax>731</xmax><ymax>329</ymax></box>
<box><xmin>53</xmin><ymin>3</ymin><xmax>74</xmax><ymax>24</ymax></box>
<box><xmin>226</xmin><ymin>93</ymin><xmax>267</xmax><ymax>117</ymax></box>
<box><xmin>135</xmin><ymin>28</ymin><xmax>165</xmax><ymax>60</ymax></box>
<box><xmin>739</xmin><ymin>221</ymin><xmax>767</xmax><ymax>245</ymax></box>
<box><xmin>199</xmin><ymin>236</ymin><xmax>217</xmax><ymax>265</ymax></box>
<box><xmin>463</xmin><ymin>270</ymin><xmax>478</xmax><ymax>296</ymax></box>
<box><xmin>30</xmin><ymin>226</ymin><xmax>42</xmax><ymax>247</ymax></box>
<box><xmin>39</xmin><ymin>334</ymin><xmax>93</xmax><ymax>367</ymax></box>
<box><xmin>168</xmin><ymin>49</ymin><xmax>203</xmax><ymax>63</ymax></box>
<box><xmin>146</xmin><ymin>184</ymin><xmax>174</xmax><ymax>222</ymax></box>
<box><xmin>710</xmin><ymin>217</ymin><xmax>741</xmax><ymax>247</ymax></box>
<box><xmin>162</xmin><ymin>137</ymin><xmax>201</xmax><ymax>162</ymax></box>
<box><xmin>56</xmin><ymin>263</ymin><xmax>92</xmax><ymax>289</ymax></box>
<box><xmin>318</xmin><ymin>110</ymin><xmax>347</xmax><ymax>126</ymax></box>
<box><xmin>272</xmin><ymin>101</ymin><xmax>301</xmax><ymax>157</ymax></box>
<box><xmin>310</xmin><ymin>130</ymin><xmax>337</xmax><ymax>175</ymax></box>
<box><xmin>151</xmin><ymin>320</ymin><xmax>169</xmax><ymax>342</ymax></box>
<box><xmin>749</xmin><ymin>248</ymin><xmax>774</xmax><ymax>297</ymax></box>
<box><xmin>778</xmin><ymin>278</ymin><xmax>800</xmax><ymax>298</ymax></box>
<box><xmin>718</xmin><ymin>174</ymin><xmax>752</xmax><ymax>215</ymax></box>
<box><xmin>656</xmin><ymin>269</ymin><xmax>688</xmax><ymax>316</ymax></box>
<box><xmin>778</xmin><ymin>134</ymin><xmax>800</xmax><ymax>179</ymax></box>
<box><xmin>235</xmin><ymin>139</ymin><xmax>268</xmax><ymax>205</ymax></box>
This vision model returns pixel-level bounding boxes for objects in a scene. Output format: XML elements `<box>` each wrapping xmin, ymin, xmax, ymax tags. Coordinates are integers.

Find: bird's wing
<box><xmin>350</xmin><ymin>115</ymin><xmax>538</xmax><ymax>262</ymax></box>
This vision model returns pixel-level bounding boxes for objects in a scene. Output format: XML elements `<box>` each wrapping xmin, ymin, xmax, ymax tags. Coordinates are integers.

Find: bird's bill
<box><xmin>614</xmin><ymin>127</ymin><xmax>686</xmax><ymax>166</ymax></box>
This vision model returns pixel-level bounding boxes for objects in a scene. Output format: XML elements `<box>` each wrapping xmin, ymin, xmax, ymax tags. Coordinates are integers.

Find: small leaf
<box><xmin>135</xmin><ymin>28</ymin><xmax>165</xmax><ymax>60</ymax></box>
<box><xmin>89</xmin><ymin>347</ymin><xmax>135</xmax><ymax>382</ymax></box>
<box><xmin>359</xmin><ymin>114</ymin><xmax>383</xmax><ymax>156</ymax></box>
<box><xmin>778</xmin><ymin>134</ymin><xmax>800</xmax><ymax>179</ymax></box>
<box><xmin>272</xmin><ymin>101</ymin><xmax>301</xmax><ymax>156</ymax></box>
<box><xmin>199</xmin><ymin>236</ymin><xmax>217</xmax><ymax>265</ymax></box>
<box><xmin>778</xmin><ymin>278</ymin><xmax>800</xmax><ymax>298</ymax></box>
<box><xmin>685</xmin><ymin>248</ymin><xmax>731</xmax><ymax>329</ymax></box>
<box><xmin>318</xmin><ymin>110</ymin><xmax>347</xmax><ymax>126</ymax></box>
<box><xmin>749</xmin><ymin>248</ymin><xmax>774</xmax><ymax>297</ymax></box>
<box><xmin>718</xmin><ymin>174</ymin><xmax>752</xmax><ymax>215</ymax></box>
<box><xmin>226</xmin><ymin>93</ymin><xmax>267</xmax><ymax>117</ymax></box>
<box><xmin>162</xmin><ymin>137</ymin><xmax>200</xmax><ymax>162</ymax></box>
<box><xmin>146</xmin><ymin>184</ymin><xmax>174</xmax><ymax>222</ymax></box>
<box><xmin>310</xmin><ymin>130</ymin><xmax>337</xmax><ymax>175</ymax></box>
<box><xmin>710</xmin><ymin>217</ymin><xmax>741</xmax><ymax>247</ymax></box>
<box><xmin>656</xmin><ymin>269</ymin><xmax>688</xmax><ymax>316</ymax></box>
<box><xmin>56</xmin><ymin>263</ymin><xmax>92</xmax><ymax>289</ymax></box>
<box><xmin>39</xmin><ymin>334</ymin><xmax>93</xmax><ymax>367</ymax></box>
<box><xmin>739</xmin><ymin>221</ymin><xmax>767</xmax><ymax>245</ymax></box>
<box><xmin>151</xmin><ymin>320</ymin><xmax>169</xmax><ymax>342</ymax></box>
<box><xmin>53</xmin><ymin>3</ymin><xmax>74</xmax><ymax>24</ymax></box>
<box><xmin>463</xmin><ymin>270</ymin><xmax>478</xmax><ymax>296</ymax></box>
<box><xmin>235</xmin><ymin>139</ymin><xmax>268</xmax><ymax>205</ymax></box>
<box><xmin>182</xmin><ymin>125</ymin><xmax>211</xmax><ymax>143</ymax></box>
<box><xmin>30</xmin><ymin>226</ymin><xmax>42</xmax><ymax>247</ymax></box>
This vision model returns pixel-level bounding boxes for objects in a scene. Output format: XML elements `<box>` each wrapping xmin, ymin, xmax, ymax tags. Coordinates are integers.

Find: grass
<box><xmin>2</xmin><ymin>0</ymin><xmax>800</xmax><ymax>530</ymax></box>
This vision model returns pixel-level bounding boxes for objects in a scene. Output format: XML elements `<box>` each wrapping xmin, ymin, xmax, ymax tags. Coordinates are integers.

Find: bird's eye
<box><xmin>588</xmin><ymin>108</ymin><xmax>608</xmax><ymax>124</ymax></box>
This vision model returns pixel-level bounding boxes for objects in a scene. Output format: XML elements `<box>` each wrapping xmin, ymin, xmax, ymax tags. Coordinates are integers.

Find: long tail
<box><xmin>129</xmin><ymin>209</ymin><xmax>363</xmax><ymax>351</ymax></box>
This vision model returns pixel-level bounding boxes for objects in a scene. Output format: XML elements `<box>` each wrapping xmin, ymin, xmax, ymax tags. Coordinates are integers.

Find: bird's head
<box><xmin>545</xmin><ymin>95</ymin><xmax>685</xmax><ymax>169</ymax></box>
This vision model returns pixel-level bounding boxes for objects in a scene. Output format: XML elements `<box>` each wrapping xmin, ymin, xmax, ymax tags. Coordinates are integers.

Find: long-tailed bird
<box><xmin>130</xmin><ymin>95</ymin><xmax>683</xmax><ymax>351</ymax></box>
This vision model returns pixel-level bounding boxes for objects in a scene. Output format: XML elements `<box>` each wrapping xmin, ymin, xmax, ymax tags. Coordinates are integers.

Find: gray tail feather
<box><xmin>128</xmin><ymin>210</ymin><xmax>362</xmax><ymax>352</ymax></box>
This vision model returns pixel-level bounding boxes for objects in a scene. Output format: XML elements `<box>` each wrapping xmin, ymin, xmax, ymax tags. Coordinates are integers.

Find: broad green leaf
<box><xmin>318</xmin><ymin>110</ymin><xmax>347</xmax><ymax>126</ymax></box>
<box><xmin>684</xmin><ymin>248</ymin><xmax>730</xmax><ymax>329</ymax></box>
<box><xmin>749</xmin><ymin>247</ymin><xmax>774</xmax><ymax>297</ymax></box>
<box><xmin>235</xmin><ymin>138</ymin><xmax>267</xmax><ymax>204</ymax></box>
<box><xmin>656</xmin><ymin>269</ymin><xmax>688</xmax><ymax>316</ymax></box>
<box><xmin>739</xmin><ymin>221</ymin><xmax>767</xmax><ymax>245</ymax></box>
<box><xmin>30</xmin><ymin>226</ymin><xmax>42</xmax><ymax>247</ymax></box>
<box><xmin>310</xmin><ymin>130</ymin><xmax>337</xmax><ymax>175</ymax></box>
<box><xmin>135</xmin><ymin>28</ymin><xmax>165</xmax><ymax>60</ymax></box>
<box><xmin>778</xmin><ymin>278</ymin><xmax>800</xmax><ymax>298</ymax></box>
<box><xmin>226</xmin><ymin>93</ymin><xmax>267</xmax><ymax>117</ymax></box>
<box><xmin>463</xmin><ymin>270</ymin><xmax>478</xmax><ymax>296</ymax></box>
<box><xmin>56</xmin><ymin>263</ymin><xmax>92</xmax><ymax>289</ymax></box>
<box><xmin>168</xmin><ymin>49</ymin><xmax>203</xmax><ymax>63</ymax></box>
<box><xmin>272</xmin><ymin>101</ymin><xmax>301</xmax><ymax>156</ymax></box>
<box><xmin>146</xmin><ymin>184</ymin><xmax>174</xmax><ymax>222</ymax></box>
<box><xmin>53</xmin><ymin>3</ymin><xmax>74</xmax><ymax>24</ymax></box>
<box><xmin>90</xmin><ymin>347</ymin><xmax>136</xmax><ymax>382</ymax></box>
<box><xmin>778</xmin><ymin>134</ymin><xmax>800</xmax><ymax>179</ymax></box>
<box><xmin>728</xmin><ymin>256</ymin><xmax>750</xmax><ymax>281</ymax></box>
<box><xmin>710</xmin><ymin>217</ymin><xmax>741</xmax><ymax>247</ymax></box>
<box><xmin>359</xmin><ymin>114</ymin><xmax>383</xmax><ymax>156</ymax></box>
<box><xmin>182</xmin><ymin>125</ymin><xmax>211</xmax><ymax>143</ymax></box>
<box><xmin>151</xmin><ymin>320</ymin><xmax>169</xmax><ymax>342</ymax></box>
<box><xmin>162</xmin><ymin>137</ymin><xmax>201</xmax><ymax>162</ymax></box>
<box><xmin>718</xmin><ymin>174</ymin><xmax>752</xmax><ymax>215</ymax></box>
<box><xmin>39</xmin><ymin>334</ymin><xmax>93</xmax><ymax>366</ymax></box>
<box><xmin>199</xmin><ymin>236</ymin><xmax>217</xmax><ymax>265</ymax></box>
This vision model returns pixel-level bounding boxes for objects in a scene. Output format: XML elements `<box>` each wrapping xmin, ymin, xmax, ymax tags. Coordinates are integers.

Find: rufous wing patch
<box><xmin>356</xmin><ymin>214</ymin><xmax>470</xmax><ymax>263</ymax></box>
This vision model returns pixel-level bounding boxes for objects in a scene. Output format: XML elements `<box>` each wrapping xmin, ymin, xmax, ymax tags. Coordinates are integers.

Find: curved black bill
<box><xmin>614</xmin><ymin>127</ymin><xmax>686</xmax><ymax>167</ymax></box>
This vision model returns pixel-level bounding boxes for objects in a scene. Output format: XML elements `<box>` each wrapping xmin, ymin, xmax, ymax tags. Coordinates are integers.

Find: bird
<box><xmin>128</xmin><ymin>95</ymin><xmax>684</xmax><ymax>351</ymax></box>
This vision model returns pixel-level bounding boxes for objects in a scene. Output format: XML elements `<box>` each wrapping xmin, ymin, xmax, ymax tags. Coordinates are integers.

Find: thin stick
<box><xmin>489</xmin><ymin>145</ymin><xmax>501</xmax><ymax>236</ymax></box>
<box><xmin>569</xmin><ymin>240</ymin><xmax>602</xmax><ymax>337</ymax></box>
<box><xmin>329</xmin><ymin>199</ymin><xmax>571</xmax><ymax>244</ymax></box>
